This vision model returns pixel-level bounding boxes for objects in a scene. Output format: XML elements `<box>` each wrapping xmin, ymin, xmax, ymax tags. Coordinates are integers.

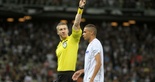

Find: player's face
<box><xmin>57</xmin><ymin>25</ymin><xmax>69</xmax><ymax>39</ymax></box>
<box><xmin>82</xmin><ymin>27</ymin><xmax>91</xmax><ymax>41</ymax></box>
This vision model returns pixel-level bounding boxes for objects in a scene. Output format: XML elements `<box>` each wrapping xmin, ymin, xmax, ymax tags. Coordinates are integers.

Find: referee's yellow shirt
<box><xmin>56</xmin><ymin>28</ymin><xmax>82</xmax><ymax>71</ymax></box>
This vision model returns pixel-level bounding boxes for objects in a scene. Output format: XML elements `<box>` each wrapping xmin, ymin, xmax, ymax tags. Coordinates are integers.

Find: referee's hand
<box><xmin>79</xmin><ymin>0</ymin><xmax>86</xmax><ymax>8</ymax></box>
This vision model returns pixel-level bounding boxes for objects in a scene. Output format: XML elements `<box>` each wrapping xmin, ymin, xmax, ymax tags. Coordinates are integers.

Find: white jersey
<box><xmin>84</xmin><ymin>38</ymin><xmax>104</xmax><ymax>82</ymax></box>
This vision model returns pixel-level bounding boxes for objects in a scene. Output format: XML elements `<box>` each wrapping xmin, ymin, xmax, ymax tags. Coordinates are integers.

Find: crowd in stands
<box><xmin>99</xmin><ymin>22</ymin><xmax>155</xmax><ymax>82</ymax></box>
<box><xmin>0</xmin><ymin>20</ymin><xmax>154</xmax><ymax>82</ymax></box>
<box><xmin>1</xmin><ymin>0</ymin><xmax>155</xmax><ymax>9</ymax></box>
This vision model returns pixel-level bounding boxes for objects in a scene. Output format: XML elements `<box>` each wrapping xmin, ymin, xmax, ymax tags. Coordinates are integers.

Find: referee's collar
<box><xmin>60</xmin><ymin>36</ymin><xmax>69</xmax><ymax>42</ymax></box>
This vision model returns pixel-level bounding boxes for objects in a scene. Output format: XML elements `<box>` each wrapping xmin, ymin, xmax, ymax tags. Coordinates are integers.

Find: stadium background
<box><xmin>0</xmin><ymin>0</ymin><xmax>155</xmax><ymax>82</ymax></box>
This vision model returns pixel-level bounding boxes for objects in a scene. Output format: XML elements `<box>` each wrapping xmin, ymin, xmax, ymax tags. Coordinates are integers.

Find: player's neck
<box><xmin>89</xmin><ymin>36</ymin><xmax>95</xmax><ymax>43</ymax></box>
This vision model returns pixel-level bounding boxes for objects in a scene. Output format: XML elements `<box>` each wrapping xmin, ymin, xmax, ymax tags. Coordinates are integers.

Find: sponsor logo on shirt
<box><xmin>86</xmin><ymin>51</ymin><xmax>89</xmax><ymax>54</ymax></box>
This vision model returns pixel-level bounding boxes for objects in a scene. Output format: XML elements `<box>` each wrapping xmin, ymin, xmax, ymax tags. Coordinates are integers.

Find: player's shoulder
<box><xmin>92</xmin><ymin>38</ymin><xmax>101</xmax><ymax>44</ymax></box>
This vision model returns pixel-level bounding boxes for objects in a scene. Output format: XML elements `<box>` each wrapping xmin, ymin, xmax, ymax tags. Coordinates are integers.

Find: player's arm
<box><xmin>90</xmin><ymin>53</ymin><xmax>102</xmax><ymax>82</ymax></box>
<box><xmin>72</xmin><ymin>0</ymin><xmax>86</xmax><ymax>31</ymax></box>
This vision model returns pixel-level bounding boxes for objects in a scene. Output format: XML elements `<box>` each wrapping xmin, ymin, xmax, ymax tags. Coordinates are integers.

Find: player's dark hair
<box><xmin>85</xmin><ymin>24</ymin><xmax>97</xmax><ymax>36</ymax></box>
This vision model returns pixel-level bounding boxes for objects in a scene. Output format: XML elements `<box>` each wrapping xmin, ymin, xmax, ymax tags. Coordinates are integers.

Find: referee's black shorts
<box><xmin>54</xmin><ymin>71</ymin><xmax>76</xmax><ymax>82</ymax></box>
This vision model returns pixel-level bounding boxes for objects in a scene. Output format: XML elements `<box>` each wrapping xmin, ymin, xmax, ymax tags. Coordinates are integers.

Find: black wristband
<box><xmin>79</xmin><ymin>6</ymin><xmax>84</xmax><ymax>9</ymax></box>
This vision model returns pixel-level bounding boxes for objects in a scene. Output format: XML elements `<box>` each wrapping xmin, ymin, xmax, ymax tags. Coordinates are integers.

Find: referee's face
<box><xmin>57</xmin><ymin>25</ymin><xmax>69</xmax><ymax>40</ymax></box>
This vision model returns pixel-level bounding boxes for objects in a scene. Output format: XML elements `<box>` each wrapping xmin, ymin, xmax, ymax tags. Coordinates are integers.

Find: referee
<box><xmin>55</xmin><ymin>0</ymin><xmax>86</xmax><ymax>82</ymax></box>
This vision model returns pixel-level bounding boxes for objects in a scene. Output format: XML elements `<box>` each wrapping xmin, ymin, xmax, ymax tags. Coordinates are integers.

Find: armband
<box><xmin>77</xmin><ymin>7</ymin><xmax>83</xmax><ymax>14</ymax></box>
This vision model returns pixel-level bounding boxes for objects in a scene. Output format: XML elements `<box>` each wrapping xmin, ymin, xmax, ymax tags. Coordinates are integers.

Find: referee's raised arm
<box><xmin>72</xmin><ymin>0</ymin><xmax>86</xmax><ymax>31</ymax></box>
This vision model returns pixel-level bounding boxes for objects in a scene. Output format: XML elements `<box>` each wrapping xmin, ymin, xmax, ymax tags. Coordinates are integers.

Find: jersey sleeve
<box><xmin>92</xmin><ymin>43</ymin><xmax>100</xmax><ymax>57</ymax></box>
<box><xmin>70</xmin><ymin>28</ymin><xmax>82</xmax><ymax>41</ymax></box>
